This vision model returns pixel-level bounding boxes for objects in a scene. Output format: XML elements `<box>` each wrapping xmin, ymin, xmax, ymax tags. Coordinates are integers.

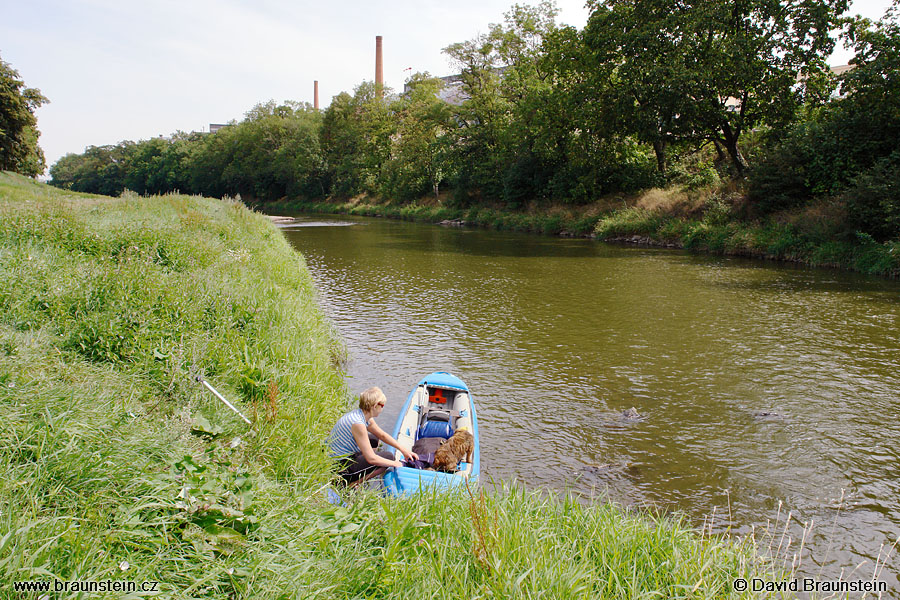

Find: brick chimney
<box><xmin>314</xmin><ymin>80</ymin><xmax>319</xmax><ymax>110</ymax></box>
<box><xmin>375</xmin><ymin>35</ymin><xmax>384</xmax><ymax>99</ymax></box>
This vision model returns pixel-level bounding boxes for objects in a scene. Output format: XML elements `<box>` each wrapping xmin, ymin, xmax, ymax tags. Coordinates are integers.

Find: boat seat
<box><xmin>449</xmin><ymin>392</ymin><xmax>471</xmax><ymax>432</ymax></box>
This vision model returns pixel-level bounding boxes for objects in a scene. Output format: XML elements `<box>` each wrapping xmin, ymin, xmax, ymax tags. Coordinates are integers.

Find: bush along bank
<box><xmin>2</xmin><ymin>171</ymin><xmax>783</xmax><ymax>598</ymax></box>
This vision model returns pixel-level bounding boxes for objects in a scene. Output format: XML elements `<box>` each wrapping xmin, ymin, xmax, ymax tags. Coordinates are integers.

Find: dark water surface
<box><xmin>282</xmin><ymin>215</ymin><xmax>900</xmax><ymax>589</ymax></box>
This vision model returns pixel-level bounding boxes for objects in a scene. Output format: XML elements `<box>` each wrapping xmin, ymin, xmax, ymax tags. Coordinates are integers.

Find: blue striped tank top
<box><xmin>329</xmin><ymin>408</ymin><xmax>370</xmax><ymax>457</ymax></box>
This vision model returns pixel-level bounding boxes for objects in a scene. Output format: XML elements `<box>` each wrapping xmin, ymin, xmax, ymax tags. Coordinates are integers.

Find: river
<box><xmin>281</xmin><ymin>215</ymin><xmax>900</xmax><ymax>591</ymax></box>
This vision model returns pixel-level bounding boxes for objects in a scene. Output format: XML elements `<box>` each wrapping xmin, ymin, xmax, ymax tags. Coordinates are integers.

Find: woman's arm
<box><xmin>367</xmin><ymin>420</ymin><xmax>418</xmax><ymax>461</ymax></box>
<box><xmin>351</xmin><ymin>423</ymin><xmax>402</xmax><ymax>467</ymax></box>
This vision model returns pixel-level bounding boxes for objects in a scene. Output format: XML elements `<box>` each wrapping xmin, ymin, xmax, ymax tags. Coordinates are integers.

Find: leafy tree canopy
<box><xmin>381</xmin><ymin>73</ymin><xmax>455</xmax><ymax>200</ymax></box>
<box><xmin>584</xmin><ymin>0</ymin><xmax>848</xmax><ymax>176</ymax></box>
<box><xmin>842</xmin><ymin>0</ymin><xmax>900</xmax><ymax>112</ymax></box>
<box><xmin>320</xmin><ymin>82</ymin><xmax>395</xmax><ymax>197</ymax></box>
<box><xmin>749</xmin><ymin>1</ymin><xmax>900</xmax><ymax>239</ymax></box>
<box><xmin>0</xmin><ymin>53</ymin><xmax>49</xmax><ymax>176</ymax></box>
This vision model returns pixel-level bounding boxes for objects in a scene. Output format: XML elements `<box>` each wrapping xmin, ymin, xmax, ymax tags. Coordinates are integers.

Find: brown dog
<box><xmin>432</xmin><ymin>428</ymin><xmax>474</xmax><ymax>472</ymax></box>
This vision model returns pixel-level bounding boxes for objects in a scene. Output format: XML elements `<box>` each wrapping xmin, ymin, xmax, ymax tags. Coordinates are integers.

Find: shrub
<box><xmin>843</xmin><ymin>151</ymin><xmax>900</xmax><ymax>241</ymax></box>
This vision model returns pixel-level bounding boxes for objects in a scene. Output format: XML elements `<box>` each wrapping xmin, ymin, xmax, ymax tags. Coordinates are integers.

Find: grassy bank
<box><xmin>2</xmin><ymin>172</ymin><xmax>780</xmax><ymax>598</ymax></box>
<box><xmin>266</xmin><ymin>188</ymin><xmax>900</xmax><ymax>278</ymax></box>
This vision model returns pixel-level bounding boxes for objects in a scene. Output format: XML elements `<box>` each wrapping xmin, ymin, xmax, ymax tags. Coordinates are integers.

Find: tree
<box><xmin>582</xmin><ymin>3</ymin><xmax>696</xmax><ymax>175</ymax></box>
<box><xmin>1</xmin><ymin>53</ymin><xmax>48</xmax><ymax>176</ymax></box>
<box><xmin>492</xmin><ymin>2</ymin><xmax>567</xmax><ymax>205</ymax></box>
<box><xmin>189</xmin><ymin>123</ymin><xmax>238</xmax><ymax>198</ymax></box>
<box><xmin>320</xmin><ymin>82</ymin><xmax>394</xmax><ymax>197</ymax></box>
<box><xmin>443</xmin><ymin>2</ymin><xmax>560</xmax><ymax>204</ymax></box>
<box><xmin>749</xmin><ymin>0</ymin><xmax>900</xmax><ymax>229</ymax></box>
<box><xmin>584</xmin><ymin>0</ymin><xmax>848</xmax><ymax>176</ymax></box>
<box><xmin>48</xmin><ymin>152</ymin><xmax>88</xmax><ymax>190</ymax></box>
<box><xmin>382</xmin><ymin>73</ymin><xmax>456</xmax><ymax>201</ymax></box>
<box><xmin>443</xmin><ymin>20</ymin><xmax>512</xmax><ymax>202</ymax></box>
<box><xmin>224</xmin><ymin>101</ymin><xmax>322</xmax><ymax>201</ymax></box>
<box><xmin>441</xmin><ymin>2</ymin><xmax>658</xmax><ymax>205</ymax></box>
<box><xmin>823</xmin><ymin>2</ymin><xmax>899</xmax><ymax>239</ymax></box>
<box><xmin>122</xmin><ymin>137</ymin><xmax>169</xmax><ymax>195</ymax></box>
<box><xmin>183</xmin><ymin>101</ymin><xmax>325</xmax><ymax>201</ymax></box>
<box><xmin>49</xmin><ymin>144</ymin><xmax>130</xmax><ymax>196</ymax></box>
<box><xmin>841</xmin><ymin>0</ymin><xmax>900</xmax><ymax>113</ymax></box>
<box><xmin>121</xmin><ymin>132</ymin><xmax>202</xmax><ymax>196</ymax></box>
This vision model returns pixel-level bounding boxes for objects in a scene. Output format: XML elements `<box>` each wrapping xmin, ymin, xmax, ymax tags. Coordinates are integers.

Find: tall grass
<box><xmin>0</xmin><ymin>172</ymin><xmax>347</xmax><ymax>596</ymax></box>
<box><xmin>2</xmin><ymin>172</ymin><xmax>779</xmax><ymax>598</ymax></box>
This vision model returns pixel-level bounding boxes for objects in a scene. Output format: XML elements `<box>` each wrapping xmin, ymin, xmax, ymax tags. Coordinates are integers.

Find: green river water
<box><xmin>281</xmin><ymin>215</ymin><xmax>900</xmax><ymax>590</ymax></box>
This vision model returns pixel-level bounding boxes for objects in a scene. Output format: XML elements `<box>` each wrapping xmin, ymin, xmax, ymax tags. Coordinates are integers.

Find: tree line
<box><xmin>44</xmin><ymin>0</ymin><xmax>900</xmax><ymax>238</ymax></box>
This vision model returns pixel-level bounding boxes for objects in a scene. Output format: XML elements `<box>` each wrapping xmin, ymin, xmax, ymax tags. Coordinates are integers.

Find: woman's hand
<box><xmin>401</xmin><ymin>448</ymin><xmax>419</xmax><ymax>462</ymax></box>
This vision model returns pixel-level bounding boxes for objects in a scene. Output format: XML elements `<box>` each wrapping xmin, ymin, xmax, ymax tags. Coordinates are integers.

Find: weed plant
<box><xmin>2</xmin><ymin>172</ymin><xmax>779</xmax><ymax>598</ymax></box>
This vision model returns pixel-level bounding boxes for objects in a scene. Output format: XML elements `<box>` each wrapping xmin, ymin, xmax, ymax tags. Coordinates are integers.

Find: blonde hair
<box><xmin>359</xmin><ymin>386</ymin><xmax>386</xmax><ymax>412</ymax></box>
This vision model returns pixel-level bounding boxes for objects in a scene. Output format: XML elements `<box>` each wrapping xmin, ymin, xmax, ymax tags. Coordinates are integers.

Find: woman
<box><xmin>329</xmin><ymin>386</ymin><xmax>418</xmax><ymax>487</ymax></box>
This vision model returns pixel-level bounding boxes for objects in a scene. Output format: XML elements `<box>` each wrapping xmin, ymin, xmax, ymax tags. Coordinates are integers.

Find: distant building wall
<box><xmin>405</xmin><ymin>68</ymin><xmax>508</xmax><ymax>106</ymax></box>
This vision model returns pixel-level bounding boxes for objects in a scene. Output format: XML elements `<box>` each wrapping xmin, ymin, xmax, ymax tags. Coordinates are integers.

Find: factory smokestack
<box><xmin>314</xmin><ymin>80</ymin><xmax>319</xmax><ymax>110</ymax></box>
<box><xmin>375</xmin><ymin>35</ymin><xmax>384</xmax><ymax>99</ymax></box>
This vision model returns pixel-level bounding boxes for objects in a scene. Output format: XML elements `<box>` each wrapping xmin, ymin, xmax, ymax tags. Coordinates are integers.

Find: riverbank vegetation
<box><xmin>268</xmin><ymin>177</ymin><xmax>900</xmax><ymax>276</ymax></box>
<box><xmin>45</xmin><ymin>1</ymin><xmax>900</xmax><ymax>277</ymax></box>
<box><xmin>1</xmin><ymin>171</ymin><xmax>787</xmax><ymax>597</ymax></box>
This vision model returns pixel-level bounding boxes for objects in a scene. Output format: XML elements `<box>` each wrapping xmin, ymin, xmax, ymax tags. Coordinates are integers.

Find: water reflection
<box><xmin>283</xmin><ymin>214</ymin><xmax>900</xmax><ymax>591</ymax></box>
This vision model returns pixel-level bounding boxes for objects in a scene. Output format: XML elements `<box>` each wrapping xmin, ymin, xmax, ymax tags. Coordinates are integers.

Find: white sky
<box><xmin>2</xmin><ymin>0</ymin><xmax>893</xmax><ymax>173</ymax></box>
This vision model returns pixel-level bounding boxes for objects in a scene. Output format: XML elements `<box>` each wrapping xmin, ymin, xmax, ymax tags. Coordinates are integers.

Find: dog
<box><xmin>432</xmin><ymin>427</ymin><xmax>474</xmax><ymax>472</ymax></box>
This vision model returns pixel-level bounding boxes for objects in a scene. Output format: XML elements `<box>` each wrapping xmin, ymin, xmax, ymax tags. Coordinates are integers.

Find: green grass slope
<box><xmin>1</xmin><ymin>172</ymin><xmax>779</xmax><ymax>598</ymax></box>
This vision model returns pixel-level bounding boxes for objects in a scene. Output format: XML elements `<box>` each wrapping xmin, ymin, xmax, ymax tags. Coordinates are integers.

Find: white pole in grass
<box><xmin>195</xmin><ymin>375</ymin><xmax>252</xmax><ymax>425</ymax></box>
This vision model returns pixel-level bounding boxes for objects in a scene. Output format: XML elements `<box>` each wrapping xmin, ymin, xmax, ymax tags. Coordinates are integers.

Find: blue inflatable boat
<box><xmin>383</xmin><ymin>372</ymin><xmax>480</xmax><ymax>496</ymax></box>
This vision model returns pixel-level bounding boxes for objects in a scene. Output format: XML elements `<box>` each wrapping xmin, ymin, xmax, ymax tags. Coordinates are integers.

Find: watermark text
<box><xmin>732</xmin><ymin>577</ymin><xmax>887</xmax><ymax>594</ymax></box>
<box><xmin>13</xmin><ymin>579</ymin><xmax>159</xmax><ymax>594</ymax></box>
